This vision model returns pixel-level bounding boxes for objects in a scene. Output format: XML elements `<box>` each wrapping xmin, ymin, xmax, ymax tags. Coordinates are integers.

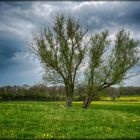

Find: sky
<box><xmin>0</xmin><ymin>1</ymin><xmax>140</xmax><ymax>87</ymax></box>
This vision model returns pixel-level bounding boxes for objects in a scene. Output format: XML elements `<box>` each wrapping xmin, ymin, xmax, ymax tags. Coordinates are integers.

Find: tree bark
<box><xmin>65</xmin><ymin>83</ymin><xmax>74</xmax><ymax>107</ymax></box>
<box><xmin>66</xmin><ymin>96</ymin><xmax>72</xmax><ymax>107</ymax></box>
<box><xmin>83</xmin><ymin>96</ymin><xmax>93</xmax><ymax>109</ymax></box>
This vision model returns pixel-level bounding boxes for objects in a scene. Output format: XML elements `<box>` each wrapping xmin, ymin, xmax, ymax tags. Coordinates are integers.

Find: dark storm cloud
<box><xmin>0</xmin><ymin>2</ymin><xmax>42</xmax><ymax>85</ymax></box>
<box><xmin>0</xmin><ymin>1</ymin><xmax>140</xmax><ymax>86</ymax></box>
<box><xmin>72</xmin><ymin>2</ymin><xmax>140</xmax><ymax>32</ymax></box>
<box><xmin>0</xmin><ymin>37</ymin><xmax>23</xmax><ymax>69</ymax></box>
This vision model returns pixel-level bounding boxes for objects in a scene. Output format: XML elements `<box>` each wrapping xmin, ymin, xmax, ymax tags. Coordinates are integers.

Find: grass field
<box><xmin>0</xmin><ymin>101</ymin><xmax>140</xmax><ymax>139</ymax></box>
<box><xmin>101</xmin><ymin>96</ymin><xmax>140</xmax><ymax>101</ymax></box>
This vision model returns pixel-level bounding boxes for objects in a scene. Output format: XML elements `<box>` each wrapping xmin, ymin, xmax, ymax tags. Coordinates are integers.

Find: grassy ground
<box><xmin>0</xmin><ymin>101</ymin><xmax>140</xmax><ymax>139</ymax></box>
<box><xmin>101</xmin><ymin>96</ymin><xmax>140</xmax><ymax>101</ymax></box>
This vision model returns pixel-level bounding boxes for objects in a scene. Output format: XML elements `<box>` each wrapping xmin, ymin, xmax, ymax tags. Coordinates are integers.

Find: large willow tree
<box><xmin>83</xmin><ymin>29</ymin><xmax>139</xmax><ymax>108</ymax></box>
<box><xmin>30</xmin><ymin>14</ymin><xmax>88</xmax><ymax>107</ymax></box>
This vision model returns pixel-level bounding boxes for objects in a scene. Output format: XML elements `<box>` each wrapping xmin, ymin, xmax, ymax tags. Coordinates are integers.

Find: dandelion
<box><xmin>106</xmin><ymin>127</ymin><xmax>112</xmax><ymax>132</ymax></box>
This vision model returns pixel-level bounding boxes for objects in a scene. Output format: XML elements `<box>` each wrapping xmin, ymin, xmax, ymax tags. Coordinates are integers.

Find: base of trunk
<box><xmin>66</xmin><ymin>97</ymin><xmax>72</xmax><ymax>107</ymax></box>
<box><xmin>83</xmin><ymin>96</ymin><xmax>93</xmax><ymax>109</ymax></box>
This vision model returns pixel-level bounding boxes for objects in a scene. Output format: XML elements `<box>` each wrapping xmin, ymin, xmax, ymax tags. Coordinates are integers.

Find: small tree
<box><xmin>30</xmin><ymin>14</ymin><xmax>88</xmax><ymax>107</ymax></box>
<box><xmin>83</xmin><ymin>29</ymin><xmax>139</xmax><ymax>108</ymax></box>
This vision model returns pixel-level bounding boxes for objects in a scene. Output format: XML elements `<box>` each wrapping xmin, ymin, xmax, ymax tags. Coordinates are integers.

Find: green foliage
<box><xmin>0</xmin><ymin>101</ymin><xmax>140</xmax><ymax>139</ymax></box>
<box><xmin>86</xmin><ymin>29</ymin><xmax>139</xmax><ymax>90</ymax></box>
<box><xmin>31</xmin><ymin>13</ymin><xmax>87</xmax><ymax>85</ymax></box>
<box><xmin>30</xmin><ymin>13</ymin><xmax>139</xmax><ymax>107</ymax></box>
<box><xmin>83</xmin><ymin>29</ymin><xmax>139</xmax><ymax>108</ymax></box>
<box><xmin>30</xmin><ymin>13</ymin><xmax>88</xmax><ymax>107</ymax></box>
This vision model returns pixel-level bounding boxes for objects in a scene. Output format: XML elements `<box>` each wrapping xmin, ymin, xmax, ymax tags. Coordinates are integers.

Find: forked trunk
<box><xmin>83</xmin><ymin>96</ymin><xmax>93</xmax><ymax>109</ymax></box>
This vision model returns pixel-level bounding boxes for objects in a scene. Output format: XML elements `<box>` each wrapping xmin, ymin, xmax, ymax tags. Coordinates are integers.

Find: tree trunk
<box><xmin>83</xmin><ymin>96</ymin><xmax>93</xmax><ymax>109</ymax></box>
<box><xmin>65</xmin><ymin>83</ymin><xmax>74</xmax><ymax>107</ymax></box>
<box><xmin>66</xmin><ymin>96</ymin><xmax>72</xmax><ymax>107</ymax></box>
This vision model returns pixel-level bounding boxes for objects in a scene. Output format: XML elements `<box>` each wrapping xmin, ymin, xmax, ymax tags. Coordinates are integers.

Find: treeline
<box><xmin>0</xmin><ymin>84</ymin><xmax>65</xmax><ymax>101</ymax></box>
<box><xmin>0</xmin><ymin>84</ymin><xmax>140</xmax><ymax>101</ymax></box>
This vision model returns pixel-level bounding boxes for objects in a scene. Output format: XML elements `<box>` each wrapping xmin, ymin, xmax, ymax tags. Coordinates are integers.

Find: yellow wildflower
<box><xmin>106</xmin><ymin>127</ymin><xmax>112</xmax><ymax>131</ymax></box>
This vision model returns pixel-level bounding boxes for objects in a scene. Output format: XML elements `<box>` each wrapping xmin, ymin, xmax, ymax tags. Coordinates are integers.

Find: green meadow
<box><xmin>0</xmin><ymin>101</ymin><xmax>140</xmax><ymax>139</ymax></box>
<box><xmin>101</xmin><ymin>96</ymin><xmax>140</xmax><ymax>101</ymax></box>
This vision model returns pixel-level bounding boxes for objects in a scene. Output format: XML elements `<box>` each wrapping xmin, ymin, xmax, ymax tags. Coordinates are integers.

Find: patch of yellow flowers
<box><xmin>43</xmin><ymin>133</ymin><xmax>53</xmax><ymax>138</ymax></box>
<box><xmin>43</xmin><ymin>133</ymin><xmax>65</xmax><ymax>139</ymax></box>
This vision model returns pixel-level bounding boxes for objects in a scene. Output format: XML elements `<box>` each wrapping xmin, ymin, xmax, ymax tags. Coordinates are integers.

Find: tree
<box><xmin>30</xmin><ymin>14</ymin><xmax>88</xmax><ymax>107</ymax></box>
<box><xmin>83</xmin><ymin>29</ymin><xmax>139</xmax><ymax>108</ymax></box>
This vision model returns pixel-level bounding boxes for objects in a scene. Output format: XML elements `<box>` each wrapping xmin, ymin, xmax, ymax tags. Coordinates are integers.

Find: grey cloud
<box><xmin>72</xmin><ymin>2</ymin><xmax>140</xmax><ymax>32</ymax></box>
<box><xmin>0</xmin><ymin>1</ymin><xmax>140</xmax><ymax>86</ymax></box>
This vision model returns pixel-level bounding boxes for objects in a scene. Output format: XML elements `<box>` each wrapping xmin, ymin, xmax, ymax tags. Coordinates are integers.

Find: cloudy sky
<box><xmin>0</xmin><ymin>1</ymin><xmax>140</xmax><ymax>87</ymax></box>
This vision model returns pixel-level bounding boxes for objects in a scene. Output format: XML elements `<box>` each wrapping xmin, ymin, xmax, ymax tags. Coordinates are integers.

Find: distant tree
<box><xmin>83</xmin><ymin>29</ymin><xmax>139</xmax><ymax>108</ymax></box>
<box><xmin>30</xmin><ymin>13</ymin><xmax>88</xmax><ymax>107</ymax></box>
